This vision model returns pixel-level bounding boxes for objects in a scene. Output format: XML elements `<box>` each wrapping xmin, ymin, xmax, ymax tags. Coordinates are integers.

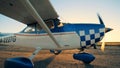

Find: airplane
<box><xmin>0</xmin><ymin>0</ymin><xmax>113</xmax><ymax>68</ymax></box>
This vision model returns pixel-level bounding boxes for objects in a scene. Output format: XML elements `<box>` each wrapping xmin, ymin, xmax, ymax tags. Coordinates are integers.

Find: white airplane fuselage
<box><xmin>0</xmin><ymin>23</ymin><xmax>105</xmax><ymax>50</ymax></box>
<box><xmin>8</xmin><ymin>32</ymin><xmax>79</xmax><ymax>50</ymax></box>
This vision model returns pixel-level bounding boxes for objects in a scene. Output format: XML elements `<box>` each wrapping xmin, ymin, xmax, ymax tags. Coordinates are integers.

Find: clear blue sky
<box><xmin>0</xmin><ymin>0</ymin><xmax>120</xmax><ymax>42</ymax></box>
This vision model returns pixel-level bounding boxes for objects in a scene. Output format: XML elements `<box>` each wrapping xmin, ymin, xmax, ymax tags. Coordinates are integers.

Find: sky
<box><xmin>0</xmin><ymin>0</ymin><xmax>120</xmax><ymax>42</ymax></box>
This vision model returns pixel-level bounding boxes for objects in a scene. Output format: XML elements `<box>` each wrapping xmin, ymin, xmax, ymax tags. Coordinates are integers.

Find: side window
<box><xmin>24</xmin><ymin>27</ymin><xmax>35</xmax><ymax>33</ymax></box>
<box><xmin>45</xmin><ymin>20</ymin><xmax>54</xmax><ymax>29</ymax></box>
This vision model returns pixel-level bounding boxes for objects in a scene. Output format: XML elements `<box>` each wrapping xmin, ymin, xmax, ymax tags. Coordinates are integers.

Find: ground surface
<box><xmin>0</xmin><ymin>45</ymin><xmax>120</xmax><ymax>68</ymax></box>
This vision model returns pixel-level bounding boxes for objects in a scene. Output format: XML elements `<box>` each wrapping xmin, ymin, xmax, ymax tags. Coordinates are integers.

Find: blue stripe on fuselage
<box><xmin>50</xmin><ymin>23</ymin><xmax>105</xmax><ymax>35</ymax></box>
<box><xmin>0</xmin><ymin>33</ymin><xmax>12</xmax><ymax>37</ymax></box>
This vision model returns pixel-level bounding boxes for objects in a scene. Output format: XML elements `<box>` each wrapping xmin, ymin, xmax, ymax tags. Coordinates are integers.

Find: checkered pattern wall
<box><xmin>79</xmin><ymin>28</ymin><xmax>105</xmax><ymax>47</ymax></box>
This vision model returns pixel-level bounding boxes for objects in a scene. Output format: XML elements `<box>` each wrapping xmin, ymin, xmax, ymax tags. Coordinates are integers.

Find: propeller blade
<box><xmin>97</xmin><ymin>14</ymin><xmax>104</xmax><ymax>25</ymax></box>
<box><xmin>101</xmin><ymin>42</ymin><xmax>105</xmax><ymax>52</ymax></box>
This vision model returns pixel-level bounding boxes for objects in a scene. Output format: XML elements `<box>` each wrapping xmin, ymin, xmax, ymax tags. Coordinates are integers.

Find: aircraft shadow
<box><xmin>34</xmin><ymin>55</ymin><xmax>56</xmax><ymax>68</ymax></box>
<box><xmin>84</xmin><ymin>64</ymin><xmax>94</xmax><ymax>68</ymax></box>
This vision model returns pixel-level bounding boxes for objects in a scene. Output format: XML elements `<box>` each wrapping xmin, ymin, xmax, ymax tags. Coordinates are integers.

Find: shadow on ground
<box><xmin>34</xmin><ymin>55</ymin><xmax>56</xmax><ymax>68</ymax></box>
<box><xmin>84</xmin><ymin>64</ymin><xmax>94</xmax><ymax>68</ymax></box>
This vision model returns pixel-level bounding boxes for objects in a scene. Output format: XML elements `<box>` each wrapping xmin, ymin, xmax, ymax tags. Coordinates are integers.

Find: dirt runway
<box><xmin>0</xmin><ymin>45</ymin><xmax>120</xmax><ymax>68</ymax></box>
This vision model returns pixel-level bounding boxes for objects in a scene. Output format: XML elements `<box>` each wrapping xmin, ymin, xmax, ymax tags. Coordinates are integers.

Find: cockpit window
<box><xmin>24</xmin><ymin>27</ymin><xmax>35</xmax><ymax>33</ymax></box>
<box><xmin>45</xmin><ymin>20</ymin><xmax>54</xmax><ymax>29</ymax></box>
<box><xmin>58</xmin><ymin>22</ymin><xmax>63</xmax><ymax>27</ymax></box>
<box><xmin>21</xmin><ymin>18</ymin><xmax>63</xmax><ymax>33</ymax></box>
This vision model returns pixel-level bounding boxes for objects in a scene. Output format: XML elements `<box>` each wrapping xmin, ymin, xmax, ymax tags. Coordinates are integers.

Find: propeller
<box><xmin>97</xmin><ymin>14</ymin><xmax>113</xmax><ymax>52</ymax></box>
<box><xmin>97</xmin><ymin>14</ymin><xmax>113</xmax><ymax>33</ymax></box>
<box><xmin>100</xmin><ymin>27</ymin><xmax>113</xmax><ymax>52</ymax></box>
<box><xmin>101</xmin><ymin>28</ymin><xmax>113</xmax><ymax>52</ymax></box>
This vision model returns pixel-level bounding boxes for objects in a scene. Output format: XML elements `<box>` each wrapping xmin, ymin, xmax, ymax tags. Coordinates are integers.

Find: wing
<box><xmin>0</xmin><ymin>0</ymin><xmax>61</xmax><ymax>48</ymax></box>
<box><xmin>0</xmin><ymin>0</ymin><xmax>58</xmax><ymax>25</ymax></box>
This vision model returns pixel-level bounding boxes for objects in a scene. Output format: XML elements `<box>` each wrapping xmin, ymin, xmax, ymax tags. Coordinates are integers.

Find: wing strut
<box><xmin>29</xmin><ymin>47</ymin><xmax>41</xmax><ymax>60</ymax></box>
<box><xmin>20</xmin><ymin>0</ymin><xmax>61</xmax><ymax>48</ymax></box>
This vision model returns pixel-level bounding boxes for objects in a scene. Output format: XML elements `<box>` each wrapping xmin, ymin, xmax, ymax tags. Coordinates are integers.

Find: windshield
<box><xmin>21</xmin><ymin>24</ymin><xmax>37</xmax><ymax>33</ymax></box>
